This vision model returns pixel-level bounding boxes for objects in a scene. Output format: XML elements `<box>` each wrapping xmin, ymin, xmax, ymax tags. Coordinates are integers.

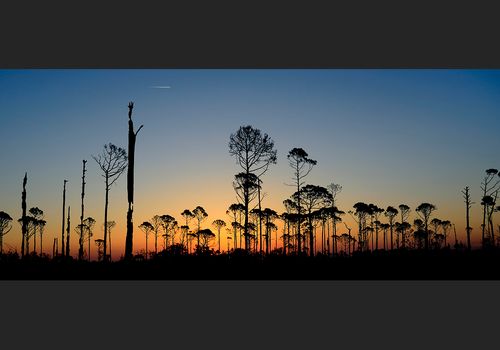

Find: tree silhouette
<box><xmin>0</xmin><ymin>211</ymin><xmax>13</xmax><ymax>255</ymax></box>
<box><xmin>95</xmin><ymin>239</ymin><xmax>105</xmax><ymax>262</ymax></box>
<box><xmin>351</xmin><ymin>202</ymin><xmax>370</xmax><ymax>252</ymax></box>
<box><xmin>413</xmin><ymin>219</ymin><xmax>426</xmax><ymax>249</ymax></box>
<box><xmin>398</xmin><ymin>204</ymin><xmax>411</xmax><ymax>249</ymax></box>
<box><xmin>138</xmin><ymin>221</ymin><xmax>154</xmax><ymax>260</ymax></box>
<box><xmin>226</xmin><ymin>203</ymin><xmax>244</xmax><ymax>249</ymax></box>
<box><xmin>197</xmin><ymin>228</ymin><xmax>216</xmax><ymax>252</ymax></box>
<box><xmin>151</xmin><ymin>215</ymin><xmax>163</xmax><ymax>255</ymax></box>
<box><xmin>93</xmin><ymin>143</ymin><xmax>128</xmax><ymax>261</ymax></box>
<box><xmin>482</xmin><ymin>195</ymin><xmax>497</xmax><ymax>247</ymax></box>
<box><xmin>105</xmin><ymin>220</ymin><xmax>116</xmax><ymax>260</ymax></box>
<box><xmin>83</xmin><ymin>217</ymin><xmax>96</xmax><ymax>261</ymax></box>
<box><xmin>430</xmin><ymin>218</ymin><xmax>442</xmax><ymax>248</ymax></box>
<box><xmin>384</xmin><ymin>206</ymin><xmax>399</xmax><ymax>251</ymax></box>
<box><xmin>461</xmin><ymin>186</ymin><xmax>473</xmax><ymax>251</ymax></box>
<box><xmin>125</xmin><ymin>102</ymin><xmax>143</xmax><ymax>260</ymax></box>
<box><xmin>415</xmin><ymin>203</ymin><xmax>436</xmax><ymax>250</ymax></box>
<box><xmin>292</xmin><ymin>185</ymin><xmax>331</xmax><ymax>257</ymax></box>
<box><xmin>480</xmin><ymin>169</ymin><xmax>499</xmax><ymax>248</ymax></box>
<box><xmin>229</xmin><ymin>125</ymin><xmax>277</xmax><ymax>251</ymax></box>
<box><xmin>37</xmin><ymin>218</ymin><xmax>46</xmax><ymax>256</ymax></box>
<box><xmin>395</xmin><ymin>222</ymin><xmax>412</xmax><ymax>250</ymax></box>
<box><xmin>192</xmin><ymin>206</ymin><xmax>208</xmax><ymax>251</ymax></box>
<box><xmin>181</xmin><ymin>209</ymin><xmax>195</xmax><ymax>251</ymax></box>
<box><xmin>18</xmin><ymin>215</ymin><xmax>36</xmax><ymax>255</ymax></box>
<box><xmin>61</xmin><ymin>179</ymin><xmax>67</xmax><ymax>257</ymax></box>
<box><xmin>380</xmin><ymin>223</ymin><xmax>390</xmax><ymax>250</ymax></box>
<box><xmin>249</xmin><ymin>208</ymin><xmax>262</xmax><ymax>252</ymax></box>
<box><xmin>262</xmin><ymin>208</ymin><xmax>278</xmax><ymax>254</ymax></box>
<box><xmin>287</xmin><ymin>148</ymin><xmax>317</xmax><ymax>254</ymax></box>
<box><xmin>21</xmin><ymin>172</ymin><xmax>27</xmax><ymax>258</ymax></box>
<box><xmin>487</xmin><ymin>190</ymin><xmax>498</xmax><ymax>247</ymax></box>
<box><xmin>282</xmin><ymin>199</ymin><xmax>298</xmax><ymax>255</ymax></box>
<box><xmin>369</xmin><ymin>204</ymin><xmax>384</xmax><ymax>251</ymax></box>
<box><xmin>232</xmin><ymin>172</ymin><xmax>261</xmax><ymax>250</ymax></box>
<box><xmin>65</xmin><ymin>206</ymin><xmax>70</xmax><ymax>257</ymax></box>
<box><xmin>440</xmin><ymin>220</ymin><xmax>452</xmax><ymax>247</ymax></box>
<box><xmin>212</xmin><ymin>219</ymin><xmax>226</xmax><ymax>252</ymax></box>
<box><xmin>78</xmin><ymin>160</ymin><xmax>87</xmax><ymax>261</ymax></box>
<box><xmin>327</xmin><ymin>183</ymin><xmax>342</xmax><ymax>255</ymax></box>
<box><xmin>29</xmin><ymin>207</ymin><xmax>44</xmax><ymax>254</ymax></box>
<box><xmin>75</xmin><ymin>223</ymin><xmax>86</xmax><ymax>260</ymax></box>
<box><xmin>280</xmin><ymin>212</ymin><xmax>290</xmax><ymax>255</ymax></box>
<box><xmin>160</xmin><ymin>215</ymin><xmax>176</xmax><ymax>250</ymax></box>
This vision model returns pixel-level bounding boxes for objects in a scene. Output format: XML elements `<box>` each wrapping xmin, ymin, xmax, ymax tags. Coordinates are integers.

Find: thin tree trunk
<box><xmin>88</xmin><ymin>229</ymin><xmax>91</xmax><ymax>261</ymax></box>
<box><xmin>390</xmin><ymin>222</ymin><xmax>394</xmax><ymax>251</ymax></box>
<box><xmin>218</xmin><ymin>228</ymin><xmax>221</xmax><ymax>252</ymax></box>
<box><xmin>258</xmin><ymin>184</ymin><xmax>262</xmax><ymax>253</ymax></box>
<box><xmin>425</xmin><ymin>221</ymin><xmax>429</xmax><ymax>250</ymax></box>
<box><xmin>33</xmin><ymin>226</ymin><xmax>37</xmax><ymax>254</ymax></box>
<box><xmin>79</xmin><ymin>160</ymin><xmax>87</xmax><ymax>261</ymax></box>
<box><xmin>21</xmin><ymin>173</ymin><xmax>27</xmax><ymax>258</ymax></box>
<box><xmin>296</xmin><ymin>169</ymin><xmax>301</xmax><ymax>255</ymax></box>
<box><xmin>309</xmin><ymin>215</ymin><xmax>314</xmax><ymax>257</ymax></box>
<box><xmin>488</xmin><ymin>191</ymin><xmax>498</xmax><ymax>247</ymax></box>
<box><xmin>103</xmin><ymin>177</ymin><xmax>109</xmax><ymax>261</ymax></box>
<box><xmin>482</xmin><ymin>183</ymin><xmax>487</xmax><ymax>248</ymax></box>
<box><xmin>155</xmin><ymin>231</ymin><xmax>158</xmax><ymax>255</ymax></box>
<box><xmin>109</xmin><ymin>228</ymin><xmax>112</xmax><ymax>261</ymax></box>
<box><xmin>464</xmin><ymin>187</ymin><xmax>472</xmax><ymax>251</ymax></box>
<box><xmin>66</xmin><ymin>206</ymin><xmax>70</xmax><ymax>258</ymax></box>
<box><xmin>61</xmin><ymin>180</ymin><xmax>67</xmax><ymax>257</ymax></box>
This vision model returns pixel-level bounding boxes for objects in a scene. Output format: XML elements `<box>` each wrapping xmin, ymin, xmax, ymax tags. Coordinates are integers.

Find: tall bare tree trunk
<box><xmin>88</xmin><ymin>227</ymin><xmax>91</xmax><ymax>261</ymax></box>
<box><xmin>61</xmin><ymin>180</ymin><xmax>67</xmax><ymax>256</ymax></box>
<box><xmin>21</xmin><ymin>173</ymin><xmax>27</xmax><ymax>258</ymax></box>
<box><xmin>258</xmin><ymin>184</ymin><xmax>262</xmax><ymax>253</ymax></box>
<box><xmin>488</xmin><ymin>191</ymin><xmax>498</xmax><ymax>247</ymax></box>
<box><xmin>309</xmin><ymin>215</ymin><xmax>314</xmax><ymax>257</ymax></box>
<box><xmin>463</xmin><ymin>187</ymin><xmax>472</xmax><ymax>251</ymax></box>
<box><xmin>296</xmin><ymin>169</ymin><xmax>301</xmax><ymax>255</ymax></box>
<box><xmin>66</xmin><ymin>206</ymin><xmax>70</xmax><ymax>257</ymax></box>
<box><xmin>79</xmin><ymin>160</ymin><xmax>87</xmax><ymax>261</ymax></box>
<box><xmin>33</xmin><ymin>224</ymin><xmax>37</xmax><ymax>254</ymax></box>
<box><xmin>103</xmin><ymin>176</ymin><xmax>109</xmax><ymax>261</ymax></box>
<box><xmin>109</xmin><ymin>227</ymin><xmax>112</xmax><ymax>261</ymax></box>
<box><xmin>125</xmin><ymin>102</ymin><xmax>142</xmax><ymax>260</ymax></box>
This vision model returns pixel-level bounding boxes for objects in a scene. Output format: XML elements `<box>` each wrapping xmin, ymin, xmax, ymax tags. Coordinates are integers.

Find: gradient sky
<box><xmin>1</xmin><ymin>69</ymin><xmax>499</xmax><ymax>258</ymax></box>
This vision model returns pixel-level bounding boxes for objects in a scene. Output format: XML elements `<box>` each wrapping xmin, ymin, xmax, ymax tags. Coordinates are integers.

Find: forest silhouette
<box><xmin>1</xmin><ymin>102</ymin><xmax>500</xmax><ymax>280</ymax></box>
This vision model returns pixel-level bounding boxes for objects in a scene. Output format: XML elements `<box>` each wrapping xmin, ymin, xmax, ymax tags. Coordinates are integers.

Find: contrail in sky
<box><xmin>150</xmin><ymin>85</ymin><xmax>172</xmax><ymax>89</ymax></box>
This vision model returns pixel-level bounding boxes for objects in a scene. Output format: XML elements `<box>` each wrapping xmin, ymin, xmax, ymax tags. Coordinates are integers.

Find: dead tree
<box><xmin>21</xmin><ymin>173</ymin><xmax>27</xmax><ymax>258</ymax></box>
<box><xmin>125</xmin><ymin>102</ymin><xmax>143</xmax><ymax>260</ymax></box>
<box><xmin>79</xmin><ymin>160</ymin><xmax>87</xmax><ymax>261</ymax></box>
<box><xmin>61</xmin><ymin>179</ymin><xmax>67</xmax><ymax>256</ymax></box>
<box><xmin>66</xmin><ymin>206</ymin><xmax>71</xmax><ymax>257</ymax></box>
<box><xmin>462</xmin><ymin>186</ymin><xmax>473</xmax><ymax>251</ymax></box>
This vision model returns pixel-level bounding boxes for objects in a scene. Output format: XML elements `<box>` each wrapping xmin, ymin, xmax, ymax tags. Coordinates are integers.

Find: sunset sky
<box><xmin>0</xmin><ymin>69</ymin><xmax>499</xmax><ymax>258</ymax></box>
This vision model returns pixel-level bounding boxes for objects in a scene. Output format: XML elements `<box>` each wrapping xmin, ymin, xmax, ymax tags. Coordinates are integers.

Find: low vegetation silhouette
<box><xmin>1</xmin><ymin>102</ymin><xmax>500</xmax><ymax>280</ymax></box>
